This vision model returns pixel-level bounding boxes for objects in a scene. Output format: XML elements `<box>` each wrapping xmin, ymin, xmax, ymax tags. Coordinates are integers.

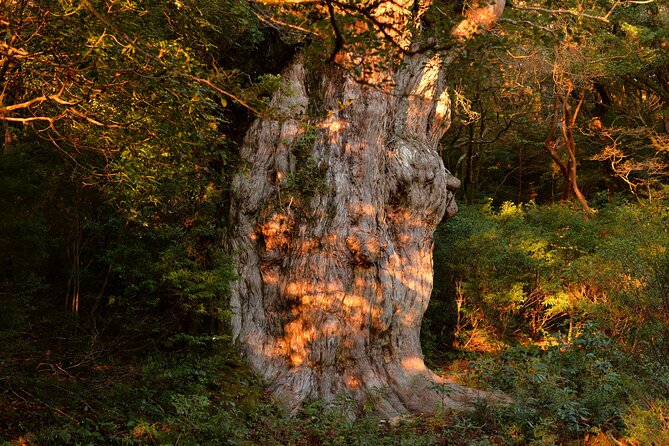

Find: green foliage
<box><xmin>0</xmin><ymin>0</ymin><xmax>249</xmax><ymax>325</ymax></box>
<box><xmin>442</xmin><ymin>0</ymin><xmax>669</xmax><ymax>204</ymax></box>
<box><xmin>3</xmin><ymin>343</ymin><xmax>261</xmax><ymax>446</ymax></box>
<box><xmin>460</xmin><ymin>325</ymin><xmax>669</xmax><ymax>444</ymax></box>
<box><xmin>426</xmin><ymin>198</ymin><xmax>669</xmax><ymax>443</ymax></box>
<box><xmin>430</xmin><ymin>199</ymin><xmax>669</xmax><ymax>350</ymax></box>
<box><xmin>624</xmin><ymin>400</ymin><xmax>669</xmax><ymax>445</ymax></box>
<box><xmin>1</xmin><ymin>1</ymin><xmax>265</xmax><ymax>441</ymax></box>
<box><xmin>99</xmin><ymin>220</ymin><xmax>234</xmax><ymax>321</ymax></box>
<box><xmin>250</xmin><ymin>398</ymin><xmax>435</xmax><ymax>446</ymax></box>
<box><xmin>472</xmin><ymin>326</ymin><xmax>628</xmax><ymax>441</ymax></box>
<box><xmin>275</xmin><ymin>124</ymin><xmax>328</xmax><ymax>210</ymax></box>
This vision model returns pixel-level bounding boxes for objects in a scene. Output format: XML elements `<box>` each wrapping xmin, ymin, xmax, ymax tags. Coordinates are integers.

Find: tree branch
<box><xmin>80</xmin><ymin>0</ymin><xmax>261</xmax><ymax>114</ymax></box>
<box><xmin>246</xmin><ymin>3</ymin><xmax>323</xmax><ymax>38</ymax></box>
<box><xmin>326</xmin><ymin>0</ymin><xmax>345</xmax><ymax>63</ymax></box>
<box><xmin>508</xmin><ymin>0</ymin><xmax>656</xmax><ymax>23</ymax></box>
<box><xmin>544</xmin><ymin>95</ymin><xmax>569</xmax><ymax>177</ymax></box>
<box><xmin>499</xmin><ymin>17</ymin><xmax>557</xmax><ymax>38</ymax></box>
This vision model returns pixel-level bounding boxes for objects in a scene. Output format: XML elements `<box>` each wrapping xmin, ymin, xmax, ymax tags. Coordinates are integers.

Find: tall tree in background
<box><xmin>228</xmin><ymin>0</ymin><xmax>507</xmax><ymax>416</ymax></box>
<box><xmin>439</xmin><ymin>0</ymin><xmax>668</xmax><ymax>206</ymax></box>
<box><xmin>543</xmin><ymin>42</ymin><xmax>596</xmax><ymax>213</ymax></box>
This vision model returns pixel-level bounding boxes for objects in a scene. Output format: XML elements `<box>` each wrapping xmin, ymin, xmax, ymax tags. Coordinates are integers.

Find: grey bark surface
<box><xmin>228</xmin><ymin>1</ymin><xmax>507</xmax><ymax>417</ymax></box>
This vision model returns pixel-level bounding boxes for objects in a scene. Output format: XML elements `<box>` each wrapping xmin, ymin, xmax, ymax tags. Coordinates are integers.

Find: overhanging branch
<box><xmin>507</xmin><ymin>0</ymin><xmax>656</xmax><ymax>23</ymax></box>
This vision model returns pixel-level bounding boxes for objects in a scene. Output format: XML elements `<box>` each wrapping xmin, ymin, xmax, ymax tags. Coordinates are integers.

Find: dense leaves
<box><xmin>430</xmin><ymin>197</ymin><xmax>669</xmax><ymax>347</ymax></box>
<box><xmin>442</xmin><ymin>0</ymin><xmax>669</xmax><ymax>205</ymax></box>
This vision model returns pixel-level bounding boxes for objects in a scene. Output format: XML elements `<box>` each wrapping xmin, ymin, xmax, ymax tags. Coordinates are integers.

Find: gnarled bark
<box><xmin>228</xmin><ymin>0</ymin><xmax>507</xmax><ymax>417</ymax></box>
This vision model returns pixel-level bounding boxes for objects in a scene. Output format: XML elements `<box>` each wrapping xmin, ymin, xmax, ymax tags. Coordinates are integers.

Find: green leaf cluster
<box><xmin>431</xmin><ymin>197</ymin><xmax>669</xmax><ymax>350</ymax></box>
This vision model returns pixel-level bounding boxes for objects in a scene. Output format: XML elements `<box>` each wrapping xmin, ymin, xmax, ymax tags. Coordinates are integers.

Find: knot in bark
<box><xmin>259</xmin><ymin>212</ymin><xmax>294</xmax><ymax>252</ymax></box>
<box><xmin>346</xmin><ymin>230</ymin><xmax>387</xmax><ymax>266</ymax></box>
<box><xmin>445</xmin><ymin>171</ymin><xmax>461</xmax><ymax>191</ymax></box>
<box><xmin>444</xmin><ymin>170</ymin><xmax>461</xmax><ymax>219</ymax></box>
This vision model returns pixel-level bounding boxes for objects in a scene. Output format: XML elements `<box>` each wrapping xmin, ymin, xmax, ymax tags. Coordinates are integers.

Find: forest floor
<box><xmin>2</xmin><ymin>295</ymin><xmax>666</xmax><ymax>446</ymax></box>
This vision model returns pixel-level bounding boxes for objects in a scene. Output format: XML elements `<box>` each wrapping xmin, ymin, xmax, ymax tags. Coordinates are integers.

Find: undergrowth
<box><xmin>3</xmin><ymin>200</ymin><xmax>669</xmax><ymax>445</ymax></box>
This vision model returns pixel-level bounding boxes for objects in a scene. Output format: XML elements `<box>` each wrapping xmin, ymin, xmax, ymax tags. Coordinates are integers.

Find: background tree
<box><xmin>440</xmin><ymin>0</ymin><xmax>669</xmax><ymax>206</ymax></box>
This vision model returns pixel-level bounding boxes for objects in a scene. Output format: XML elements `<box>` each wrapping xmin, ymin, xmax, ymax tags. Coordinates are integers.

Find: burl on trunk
<box><xmin>228</xmin><ymin>0</ymin><xmax>507</xmax><ymax>417</ymax></box>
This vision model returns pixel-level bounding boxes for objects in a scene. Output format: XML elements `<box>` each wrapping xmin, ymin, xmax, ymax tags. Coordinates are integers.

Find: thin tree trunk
<box><xmin>544</xmin><ymin>88</ymin><xmax>594</xmax><ymax>213</ymax></box>
<box><xmin>67</xmin><ymin>183</ymin><xmax>81</xmax><ymax>314</ymax></box>
<box><xmin>228</xmin><ymin>0</ymin><xmax>508</xmax><ymax>417</ymax></box>
<box><xmin>545</xmin><ymin>96</ymin><xmax>571</xmax><ymax>189</ymax></box>
<box><xmin>464</xmin><ymin>125</ymin><xmax>474</xmax><ymax>203</ymax></box>
<box><xmin>558</xmin><ymin>87</ymin><xmax>594</xmax><ymax>213</ymax></box>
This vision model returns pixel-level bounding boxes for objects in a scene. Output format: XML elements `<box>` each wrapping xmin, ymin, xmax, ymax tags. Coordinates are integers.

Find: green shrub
<box><xmin>624</xmin><ymin>400</ymin><xmax>669</xmax><ymax>445</ymax></box>
<box><xmin>469</xmin><ymin>325</ymin><xmax>653</xmax><ymax>443</ymax></box>
<box><xmin>429</xmin><ymin>198</ymin><xmax>669</xmax><ymax>352</ymax></box>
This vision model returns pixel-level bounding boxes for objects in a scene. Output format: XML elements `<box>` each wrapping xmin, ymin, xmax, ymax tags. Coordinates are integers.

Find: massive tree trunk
<box><xmin>229</xmin><ymin>0</ymin><xmax>506</xmax><ymax>417</ymax></box>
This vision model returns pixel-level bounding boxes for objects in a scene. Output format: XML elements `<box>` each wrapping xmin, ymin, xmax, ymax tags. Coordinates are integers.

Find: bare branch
<box><xmin>329</xmin><ymin>0</ymin><xmax>410</xmax><ymax>54</ymax></box>
<box><xmin>68</xmin><ymin>108</ymin><xmax>122</xmax><ymax>128</ymax></box>
<box><xmin>508</xmin><ymin>0</ymin><xmax>655</xmax><ymax>23</ymax></box>
<box><xmin>499</xmin><ymin>17</ymin><xmax>557</xmax><ymax>38</ymax></box>
<box><xmin>246</xmin><ymin>4</ymin><xmax>324</xmax><ymax>37</ymax></box>
<box><xmin>3</xmin><ymin>116</ymin><xmax>55</xmax><ymax>123</ymax></box>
